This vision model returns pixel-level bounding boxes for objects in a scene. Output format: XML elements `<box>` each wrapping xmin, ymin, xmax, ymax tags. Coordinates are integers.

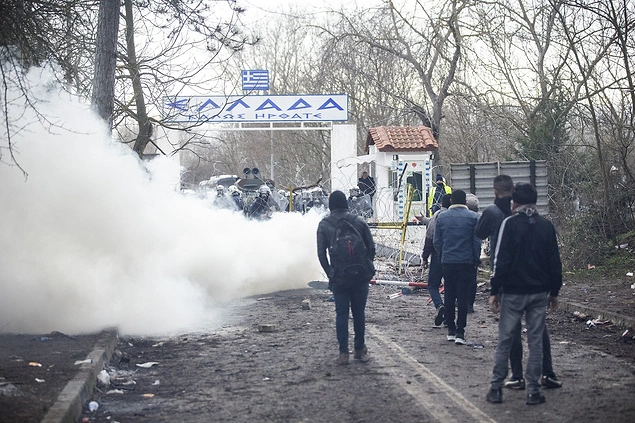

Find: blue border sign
<box><xmin>163</xmin><ymin>94</ymin><xmax>349</xmax><ymax>123</ymax></box>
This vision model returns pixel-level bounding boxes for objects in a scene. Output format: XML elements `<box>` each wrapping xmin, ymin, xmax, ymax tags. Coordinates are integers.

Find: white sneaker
<box><xmin>455</xmin><ymin>335</ymin><xmax>466</xmax><ymax>345</ymax></box>
<box><xmin>447</xmin><ymin>333</ymin><xmax>456</xmax><ymax>341</ymax></box>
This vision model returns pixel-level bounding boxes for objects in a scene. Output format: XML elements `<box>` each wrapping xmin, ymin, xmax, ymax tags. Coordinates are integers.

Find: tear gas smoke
<box><xmin>0</xmin><ymin>66</ymin><xmax>325</xmax><ymax>335</ymax></box>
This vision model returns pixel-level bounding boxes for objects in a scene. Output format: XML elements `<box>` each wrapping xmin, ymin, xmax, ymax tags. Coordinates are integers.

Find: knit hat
<box><xmin>436</xmin><ymin>174</ymin><xmax>444</xmax><ymax>182</ymax></box>
<box><xmin>329</xmin><ymin>190</ymin><xmax>348</xmax><ymax>211</ymax></box>
<box><xmin>466</xmin><ymin>193</ymin><xmax>479</xmax><ymax>212</ymax></box>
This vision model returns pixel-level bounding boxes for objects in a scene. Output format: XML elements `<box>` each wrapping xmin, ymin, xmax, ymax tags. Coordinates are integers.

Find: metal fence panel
<box><xmin>450</xmin><ymin>161</ymin><xmax>548</xmax><ymax>215</ymax></box>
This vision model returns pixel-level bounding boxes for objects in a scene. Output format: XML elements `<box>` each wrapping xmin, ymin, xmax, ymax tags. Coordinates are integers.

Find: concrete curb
<box><xmin>40</xmin><ymin>328</ymin><xmax>118</xmax><ymax>423</ymax></box>
<box><xmin>560</xmin><ymin>301</ymin><xmax>635</xmax><ymax>329</ymax></box>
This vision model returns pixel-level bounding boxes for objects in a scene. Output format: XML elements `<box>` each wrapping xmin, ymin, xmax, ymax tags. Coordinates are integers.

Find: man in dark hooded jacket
<box><xmin>486</xmin><ymin>183</ymin><xmax>562</xmax><ymax>406</ymax></box>
<box><xmin>317</xmin><ymin>190</ymin><xmax>376</xmax><ymax>365</ymax></box>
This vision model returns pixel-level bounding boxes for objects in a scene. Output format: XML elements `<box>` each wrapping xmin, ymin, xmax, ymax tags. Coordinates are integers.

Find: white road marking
<box><xmin>368</xmin><ymin>326</ymin><xmax>498</xmax><ymax>423</ymax></box>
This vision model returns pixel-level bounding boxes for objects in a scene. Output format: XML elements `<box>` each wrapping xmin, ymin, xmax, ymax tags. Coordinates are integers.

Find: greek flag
<box><xmin>242</xmin><ymin>70</ymin><xmax>269</xmax><ymax>91</ymax></box>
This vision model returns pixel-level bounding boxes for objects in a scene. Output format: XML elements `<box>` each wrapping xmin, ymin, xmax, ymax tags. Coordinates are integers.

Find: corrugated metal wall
<box><xmin>449</xmin><ymin>161</ymin><xmax>548</xmax><ymax>215</ymax></box>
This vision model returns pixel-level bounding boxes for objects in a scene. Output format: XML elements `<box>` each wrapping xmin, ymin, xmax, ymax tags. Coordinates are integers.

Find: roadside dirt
<box><xmin>1</xmin><ymin>264</ymin><xmax>634</xmax><ymax>423</ymax></box>
<box><xmin>0</xmin><ymin>333</ymin><xmax>100</xmax><ymax>423</ymax></box>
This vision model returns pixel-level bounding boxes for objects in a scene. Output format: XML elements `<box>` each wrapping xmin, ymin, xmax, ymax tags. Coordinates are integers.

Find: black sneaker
<box><xmin>541</xmin><ymin>375</ymin><xmax>563</xmax><ymax>388</ymax></box>
<box><xmin>526</xmin><ymin>392</ymin><xmax>546</xmax><ymax>405</ymax></box>
<box><xmin>486</xmin><ymin>388</ymin><xmax>503</xmax><ymax>403</ymax></box>
<box><xmin>503</xmin><ymin>378</ymin><xmax>526</xmax><ymax>390</ymax></box>
<box><xmin>435</xmin><ymin>304</ymin><xmax>446</xmax><ymax>326</ymax></box>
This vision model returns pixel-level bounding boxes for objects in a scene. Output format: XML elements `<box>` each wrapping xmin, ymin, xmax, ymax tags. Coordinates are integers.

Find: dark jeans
<box><xmin>333</xmin><ymin>282</ymin><xmax>369</xmax><ymax>354</ymax></box>
<box><xmin>510</xmin><ymin>321</ymin><xmax>555</xmax><ymax>379</ymax></box>
<box><xmin>469</xmin><ymin>266</ymin><xmax>477</xmax><ymax>307</ymax></box>
<box><xmin>428</xmin><ymin>252</ymin><xmax>443</xmax><ymax>308</ymax></box>
<box><xmin>442</xmin><ymin>263</ymin><xmax>473</xmax><ymax>335</ymax></box>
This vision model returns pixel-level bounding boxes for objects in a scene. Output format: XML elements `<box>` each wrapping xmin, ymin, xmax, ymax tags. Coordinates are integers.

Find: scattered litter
<box><xmin>74</xmin><ymin>359</ymin><xmax>93</xmax><ymax>365</ymax></box>
<box><xmin>586</xmin><ymin>320</ymin><xmax>595</xmax><ymax>328</ymax></box>
<box><xmin>152</xmin><ymin>379</ymin><xmax>160</xmax><ymax>386</ymax></box>
<box><xmin>587</xmin><ymin>264</ymin><xmax>595</xmax><ymax>270</ymax></box>
<box><xmin>631</xmin><ymin>284</ymin><xmax>635</xmax><ymax>289</ymax></box>
<box><xmin>262</xmin><ymin>377</ymin><xmax>270</xmax><ymax>381</ymax></box>
<box><xmin>107</xmin><ymin>389</ymin><xmax>125</xmax><ymax>394</ymax></box>
<box><xmin>38</xmin><ymin>337</ymin><xmax>50</xmax><ymax>342</ymax></box>
<box><xmin>136</xmin><ymin>362</ymin><xmax>159</xmax><ymax>368</ymax></box>
<box><xmin>141</xmin><ymin>393</ymin><xmax>155</xmax><ymax>398</ymax></box>
<box><xmin>88</xmin><ymin>400</ymin><xmax>99</xmax><ymax>412</ymax></box>
<box><xmin>401</xmin><ymin>287</ymin><xmax>413</xmax><ymax>295</ymax></box>
<box><xmin>257</xmin><ymin>297</ymin><xmax>273</xmax><ymax>301</ymax></box>
<box><xmin>627</xmin><ymin>272</ymin><xmax>634</xmax><ymax>277</ymax></box>
<box><xmin>152</xmin><ymin>342</ymin><xmax>164</xmax><ymax>347</ymax></box>
<box><xmin>572</xmin><ymin>311</ymin><xmax>588</xmax><ymax>320</ymax></box>
<box><xmin>97</xmin><ymin>370</ymin><xmax>110</xmax><ymax>387</ymax></box>
<box><xmin>35</xmin><ymin>378</ymin><xmax>45</xmax><ymax>383</ymax></box>
<box><xmin>591</xmin><ymin>319</ymin><xmax>611</xmax><ymax>325</ymax></box>
<box><xmin>466</xmin><ymin>342</ymin><xmax>484</xmax><ymax>349</ymax></box>
<box><xmin>28</xmin><ymin>362</ymin><xmax>42</xmax><ymax>367</ymax></box>
<box><xmin>616</xmin><ymin>243</ymin><xmax>629</xmax><ymax>249</ymax></box>
<box><xmin>387</xmin><ymin>292</ymin><xmax>403</xmax><ymax>299</ymax></box>
<box><xmin>258</xmin><ymin>324</ymin><xmax>276</xmax><ymax>332</ymax></box>
<box><xmin>301</xmin><ymin>299</ymin><xmax>311</xmax><ymax>310</ymax></box>
<box><xmin>622</xmin><ymin>330</ymin><xmax>629</xmax><ymax>338</ymax></box>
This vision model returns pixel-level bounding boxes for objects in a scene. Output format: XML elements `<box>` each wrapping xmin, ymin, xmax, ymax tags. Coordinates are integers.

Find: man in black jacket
<box><xmin>478</xmin><ymin>176</ymin><xmax>563</xmax><ymax>391</ymax></box>
<box><xmin>486</xmin><ymin>183</ymin><xmax>562</xmax><ymax>406</ymax></box>
<box><xmin>317</xmin><ymin>190</ymin><xmax>376</xmax><ymax>365</ymax></box>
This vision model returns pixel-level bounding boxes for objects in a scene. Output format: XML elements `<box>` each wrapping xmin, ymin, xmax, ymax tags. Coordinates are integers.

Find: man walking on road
<box><xmin>421</xmin><ymin>194</ymin><xmax>452</xmax><ymax>326</ymax></box>
<box><xmin>486</xmin><ymin>183</ymin><xmax>562</xmax><ymax>405</ymax></box>
<box><xmin>433</xmin><ymin>190</ymin><xmax>481</xmax><ymax>345</ymax></box>
<box><xmin>317</xmin><ymin>190</ymin><xmax>376</xmax><ymax>365</ymax></box>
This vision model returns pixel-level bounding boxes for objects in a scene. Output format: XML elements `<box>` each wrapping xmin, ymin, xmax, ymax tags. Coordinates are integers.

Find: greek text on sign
<box><xmin>163</xmin><ymin>95</ymin><xmax>348</xmax><ymax>123</ymax></box>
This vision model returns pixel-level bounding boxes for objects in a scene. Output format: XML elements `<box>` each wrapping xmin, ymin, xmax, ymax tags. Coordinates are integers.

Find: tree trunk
<box><xmin>124</xmin><ymin>0</ymin><xmax>153</xmax><ymax>158</ymax></box>
<box><xmin>91</xmin><ymin>0</ymin><xmax>120</xmax><ymax>128</ymax></box>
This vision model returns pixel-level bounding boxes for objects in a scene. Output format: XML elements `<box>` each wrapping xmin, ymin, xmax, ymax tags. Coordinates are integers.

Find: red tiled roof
<box><xmin>365</xmin><ymin>126</ymin><xmax>438</xmax><ymax>153</ymax></box>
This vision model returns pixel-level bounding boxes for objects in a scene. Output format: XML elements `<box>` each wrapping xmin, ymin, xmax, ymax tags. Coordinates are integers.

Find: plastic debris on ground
<box><xmin>74</xmin><ymin>359</ymin><xmax>93</xmax><ymax>365</ymax></box>
<box><xmin>572</xmin><ymin>311</ymin><xmax>588</xmax><ymax>320</ymax></box>
<box><xmin>387</xmin><ymin>292</ymin><xmax>403</xmax><ymax>299</ymax></box>
<box><xmin>107</xmin><ymin>389</ymin><xmax>125</xmax><ymax>394</ymax></box>
<box><xmin>35</xmin><ymin>378</ymin><xmax>45</xmax><ymax>383</ymax></box>
<box><xmin>28</xmin><ymin>362</ymin><xmax>42</xmax><ymax>367</ymax></box>
<box><xmin>136</xmin><ymin>362</ymin><xmax>159</xmax><ymax>368</ymax></box>
<box><xmin>97</xmin><ymin>369</ymin><xmax>110</xmax><ymax>387</ymax></box>
<box><xmin>587</xmin><ymin>264</ymin><xmax>595</xmax><ymax>270</ymax></box>
<box><xmin>627</xmin><ymin>272</ymin><xmax>634</xmax><ymax>277</ymax></box>
<box><xmin>88</xmin><ymin>400</ymin><xmax>99</xmax><ymax>412</ymax></box>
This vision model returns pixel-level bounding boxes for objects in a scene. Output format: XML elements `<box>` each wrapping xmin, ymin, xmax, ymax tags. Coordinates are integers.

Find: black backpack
<box><xmin>328</xmin><ymin>215</ymin><xmax>372</xmax><ymax>282</ymax></box>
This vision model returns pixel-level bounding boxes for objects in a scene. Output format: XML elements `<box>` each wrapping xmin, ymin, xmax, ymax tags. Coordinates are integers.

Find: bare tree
<box><xmin>319</xmin><ymin>0</ymin><xmax>467</xmax><ymax>167</ymax></box>
<box><xmin>91</xmin><ymin>0</ymin><xmax>119</xmax><ymax>127</ymax></box>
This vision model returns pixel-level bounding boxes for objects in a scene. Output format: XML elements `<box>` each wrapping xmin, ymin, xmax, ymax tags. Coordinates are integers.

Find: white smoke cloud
<box><xmin>0</xmin><ymin>65</ymin><xmax>325</xmax><ymax>336</ymax></box>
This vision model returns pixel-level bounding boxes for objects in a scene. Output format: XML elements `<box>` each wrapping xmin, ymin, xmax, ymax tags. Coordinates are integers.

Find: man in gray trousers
<box><xmin>486</xmin><ymin>183</ymin><xmax>562</xmax><ymax>405</ymax></box>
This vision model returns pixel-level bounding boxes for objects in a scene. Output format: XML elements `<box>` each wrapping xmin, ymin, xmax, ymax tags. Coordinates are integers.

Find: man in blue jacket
<box><xmin>486</xmin><ymin>183</ymin><xmax>562</xmax><ymax>406</ymax></box>
<box><xmin>433</xmin><ymin>190</ymin><xmax>481</xmax><ymax>345</ymax></box>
